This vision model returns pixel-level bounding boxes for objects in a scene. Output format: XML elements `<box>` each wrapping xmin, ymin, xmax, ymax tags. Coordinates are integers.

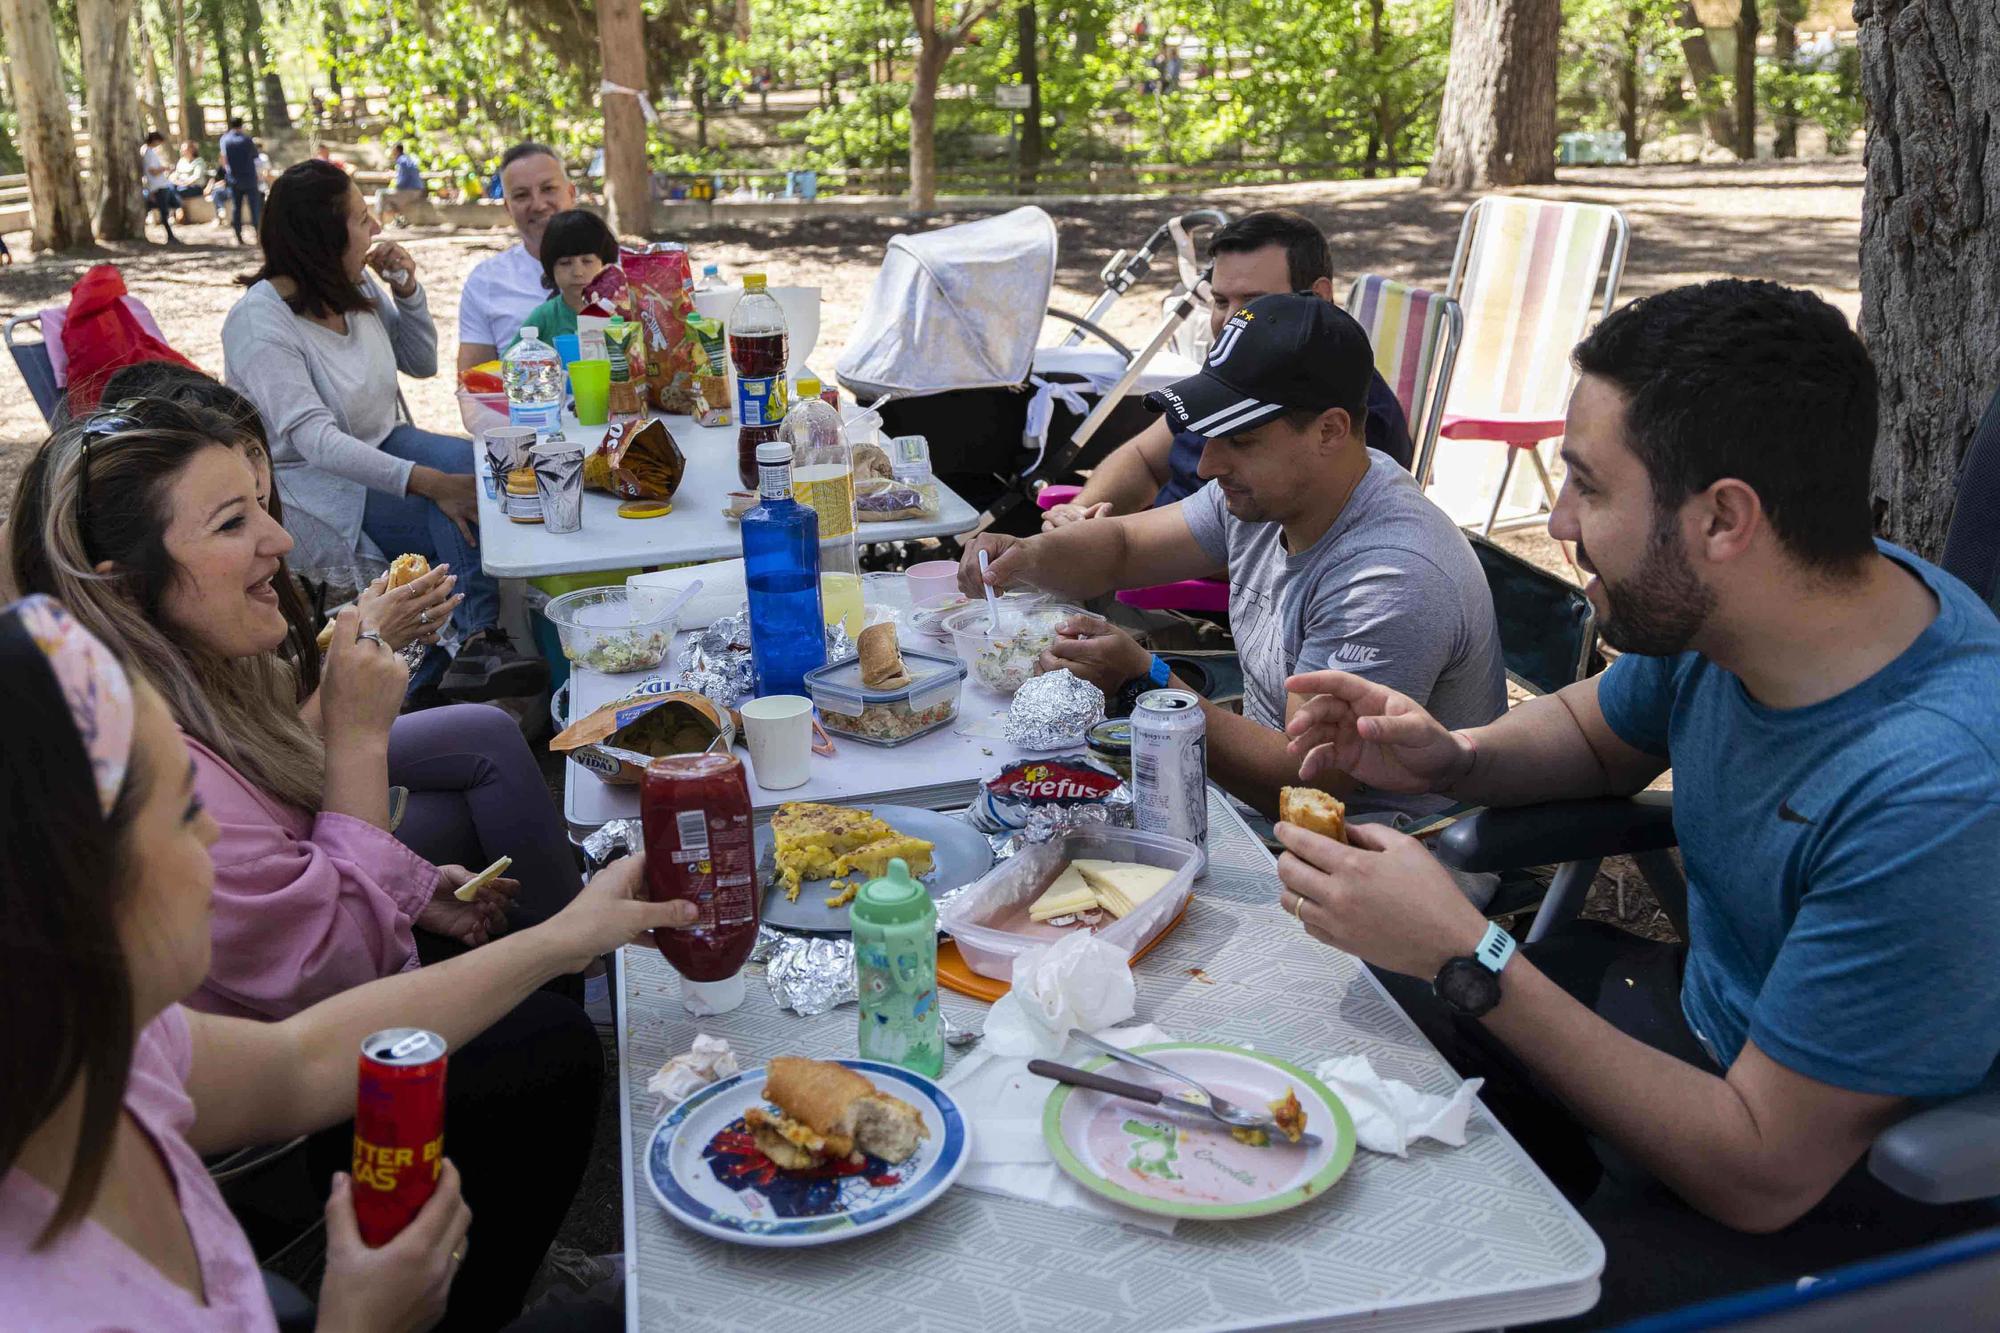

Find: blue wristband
<box><xmin>1145</xmin><ymin>654</ymin><xmax>1171</xmax><ymax>689</ymax></box>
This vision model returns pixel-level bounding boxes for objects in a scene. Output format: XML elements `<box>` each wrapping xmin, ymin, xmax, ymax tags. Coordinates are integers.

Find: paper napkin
<box><xmin>1313</xmin><ymin>1054</ymin><xmax>1483</xmax><ymax>1157</ymax></box>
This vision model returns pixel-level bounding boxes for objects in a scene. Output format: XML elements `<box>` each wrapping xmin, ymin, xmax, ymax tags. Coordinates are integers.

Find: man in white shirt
<box><xmin>457</xmin><ymin>143</ymin><xmax>579</xmax><ymax>373</ymax></box>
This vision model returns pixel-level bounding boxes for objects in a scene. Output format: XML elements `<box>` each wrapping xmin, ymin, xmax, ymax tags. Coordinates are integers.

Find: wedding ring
<box><xmin>356</xmin><ymin>630</ymin><xmax>388</xmax><ymax>650</ymax></box>
<box><xmin>419</xmin><ymin>609</ymin><xmax>430</xmax><ymax>626</ymax></box>
<box><xmin>450</xmin><ymin>1242</ymin><xmax>467</xmax><ymax>1265</ymax></box>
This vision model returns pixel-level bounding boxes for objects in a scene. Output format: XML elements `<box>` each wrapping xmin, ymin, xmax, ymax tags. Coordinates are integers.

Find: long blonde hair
<box><xmin>7</xmin><ymin>403</ymin><xmax>326</xmax><ymax>810</ymax></box>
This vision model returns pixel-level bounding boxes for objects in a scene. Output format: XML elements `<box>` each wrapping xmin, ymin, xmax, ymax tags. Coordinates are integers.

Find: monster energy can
<box><xmin>1132</xmin><ymin>688</ymin><xmax>1207</xmax><ymax>858</ymax></box>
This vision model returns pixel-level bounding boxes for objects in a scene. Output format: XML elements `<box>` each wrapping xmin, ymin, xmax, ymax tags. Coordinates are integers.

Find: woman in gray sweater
<box><xmin>223</xmin><ymin>159</ymin><xmax>543</xmax><ymax>702</ymax></box>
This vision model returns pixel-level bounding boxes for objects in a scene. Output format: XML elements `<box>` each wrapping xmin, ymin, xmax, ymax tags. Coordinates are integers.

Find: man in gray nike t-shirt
<box><xmin>956</xmin><ymin>293</ymin><xmax>1505</xmax><ymax>821</ymax></box>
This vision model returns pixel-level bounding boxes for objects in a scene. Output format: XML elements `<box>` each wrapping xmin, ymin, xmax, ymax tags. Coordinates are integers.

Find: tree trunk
<box><xmin>0</xmin><ymin>0</ymin><xmax>94</xmax><ymax>251</ymax></box>
<box><xmin>1675</xmin><ymin>3</ymin><xmax>1737</xmax><ymax>149</ymax></box>
<box><xmin>168</xmin><ymin>0</ymin><xmax>203</xmax><ymax>143</ymax></box>
<box><xmin>1363</xmin><ymin>0</ymin><xmax>1386</xmax><ymax>177</ymax></box>
<box><xmin>908</xmin><ymin>34</ymin><xmax>947</xmax><ymax>210</ymax></box>
<box><xmin>599</xmin><ymin>0</ymin><xmax>652</xmax><ymax>237</ymax></box>
<box><xmin>1017</xmin><ymin>0</ymin><xmax>1041</xmax><ymax>194</ymax></box>
<box><xmin>81</xmin><ymin>0</ymin><xmax>147</xmax><ymax>242</ymax></box>
<box><xmin>207</xmin><ymin>2</ymin><xmax>234</xmax><ymax>126</ymax></box>
<box><xmin>1619</xmin><ymin>6</ymin><xmax>1642</xmax><ymax>160</ymax></box>
<box><xmin>1733</xmin><ymin>0</ymin><xmax>1758</xmax><ymax>158</ymax></box>
<box><xmin>1424</xmin><ymin>0</ymin><xmax>1558</xmax><ymax>191</ymax></box>
<box><xmin>1856</xmin><ymin>0</ymin><xmax>2000</xmax><ymax>562</ymax></box>
<box><xmin>136</xmin><ymin>6</ymin><xmax>174</xmax><ymax>137</ymax></box>
<box><xmin>1771</xmin><ymin>0</ymin><xmax>1803</xmax><ymax>158</ymax></box>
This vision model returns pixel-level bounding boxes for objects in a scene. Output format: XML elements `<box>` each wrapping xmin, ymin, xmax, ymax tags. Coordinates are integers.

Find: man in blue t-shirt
<box><xmin>217</xmin><ymin>117</ymin><xmax>263</xmax><ymax>244</ymax></box>
<box><xmin>1042</xmin><ymin>210</ymin><xmax>1411</xmax><ymax>528</ymax></box>
<box><xmin>1278</xmin><ymin>280</ymin><xmax>2000</xmax><ymax>1319</ymax></box>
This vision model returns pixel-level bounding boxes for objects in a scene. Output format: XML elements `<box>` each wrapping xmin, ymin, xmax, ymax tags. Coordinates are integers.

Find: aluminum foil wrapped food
<box><xmin>825</xmin><ymin>621</ymin><xmax>855</xmax><ymax>665</ymax></box>
<box><xmin>1005</xmin><ymin>669</ymin><xmax>1106</xmax><ymax>752</ymax></box>
<box><xmin>968</xmin><ymin>752</ymin><xmax>1132</xmax><ymax>834</ymax></box>
<box><xmin>993</xmin><ymin>800</ymin><xmax>1119</xmax><ymax>861</ymax></box>
<box><xmin>675</xmin><ymin>611</ymin><xmax>756</xmax><ymax>703</ymax></box>
<box><xmin>581</xmin><ymin>818</ymin><xmax>641</xmax><ymax>868</ymax></box>
<box><xmin>764</xmin><ymin>933</ymin><xmax>858</xmax><ymax>1015</ymax></box>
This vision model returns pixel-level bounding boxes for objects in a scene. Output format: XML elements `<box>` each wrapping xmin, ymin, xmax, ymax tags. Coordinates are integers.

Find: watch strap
<box><xmin>1146</xmin><ymin>653</ymin><xmax>1171</xmax><ymax>688</ymax></box>
<box><xmin>1472</xmin><ymin>921</ymin><xmax>1516</xmax><ymax>976</ymax></box>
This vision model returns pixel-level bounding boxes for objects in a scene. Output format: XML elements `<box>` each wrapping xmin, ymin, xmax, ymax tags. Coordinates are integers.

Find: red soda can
<box><xmin>351</xmin><ymin>1027</ymin><xmax>448</xmax><ymax>1246</ymax></box>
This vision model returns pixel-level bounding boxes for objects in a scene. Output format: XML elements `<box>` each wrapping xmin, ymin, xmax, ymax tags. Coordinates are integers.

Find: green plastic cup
<box><xmin>570</xmin><ymin>358</ymin><xmax>612</xmax><ymax>426</ymax></box>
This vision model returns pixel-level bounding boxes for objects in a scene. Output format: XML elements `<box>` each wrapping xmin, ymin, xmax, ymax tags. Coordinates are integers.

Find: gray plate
<box><xmin>756</xmin><ymin>805</ymin><xmax>995</xmax><ymax>933</ymax></box>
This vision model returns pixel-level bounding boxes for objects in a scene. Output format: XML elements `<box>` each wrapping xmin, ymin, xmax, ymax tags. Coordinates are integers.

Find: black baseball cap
<box><xmin>1144</xmin><ymin>292</ymin><xmax>1375</xmax><ymax>439</ymax></box>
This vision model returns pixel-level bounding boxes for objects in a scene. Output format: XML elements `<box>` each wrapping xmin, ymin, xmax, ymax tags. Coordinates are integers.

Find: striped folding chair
<box><xmin>1438</xmin><ymin>197</ymin><xmax>1629</xmax><ymax>534</ymax></box>
<box><xmin>1345</xmin><ymin>274</ymin><xmax>1464</xmax><ymax>489</ymax></box>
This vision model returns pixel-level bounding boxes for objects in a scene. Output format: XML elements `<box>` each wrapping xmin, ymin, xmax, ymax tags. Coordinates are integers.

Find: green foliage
<box><xmin>1758</xmin><ymin>45</ymin><xmax>1863</xmax><ymax>154</ymax></box>
<box><xmin>1558</xmin><ymin>0</ymin><xmax>1697</xmax><ymax>149</ymax></box>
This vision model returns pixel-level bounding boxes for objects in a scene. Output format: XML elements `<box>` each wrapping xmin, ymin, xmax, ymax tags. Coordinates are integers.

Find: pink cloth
<box><xmin>0</xmin><ymin>1006</ymin><xmax>279</xmax><ymax>1333</ymax></box>
<box><xmin>37</xmin><ymin>300</ymin><xmax>169</xmax><ymax>388</ymax></box>
<box><xmin>186</xmin><ymin>735</ymin><xmax>437</xmax><ymax>1020</ymax></box>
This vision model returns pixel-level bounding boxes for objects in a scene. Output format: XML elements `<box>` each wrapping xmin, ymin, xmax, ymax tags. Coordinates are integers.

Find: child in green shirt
<box><xmin>504</xmin><ymin>208</ymin><xmax>621</xmax><ymax>351</ymax></box>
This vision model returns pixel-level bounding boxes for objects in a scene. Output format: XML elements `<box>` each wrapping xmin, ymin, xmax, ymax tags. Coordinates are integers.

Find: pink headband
<box><xmin>12</xmin><ymin>595</ymin><xmax>135</xmax><ymax>815</ymax></box>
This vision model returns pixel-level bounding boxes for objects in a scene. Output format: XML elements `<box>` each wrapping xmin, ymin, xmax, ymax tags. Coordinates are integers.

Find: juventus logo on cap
<box><xmin>1207</xmin><ymin>317</ymin><xmax>1248</xmax><ymax>367</ymax></box>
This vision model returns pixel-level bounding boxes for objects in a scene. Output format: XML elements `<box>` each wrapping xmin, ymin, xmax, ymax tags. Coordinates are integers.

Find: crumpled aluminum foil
<box><xmin>825</xmin><ymin>621</ymin><xmax>855</xmax><ymax>665</ymax></box>
<box><xmin>764</xmin><ymin>933</ymin><xmax>857</xmax><ymax>1015</ymax></box>
<box><xmin>1006</xmin><ymin>669</ymin><xmax>1106</xmax><ymax>751</ymax></box>
<box><xmin>991</xmin><ymin>798</ymin><xmax>1126</xmax><ymax>860</ymax></box>
<box><xmin>676</xmin><ymin>612</ymin><xmax>756</xmax><ymax>703</ymax></box>
<box><xmin>582</xmin><ymin>818</ymin><xmax>641</xmax><ymax>868</ymax></box>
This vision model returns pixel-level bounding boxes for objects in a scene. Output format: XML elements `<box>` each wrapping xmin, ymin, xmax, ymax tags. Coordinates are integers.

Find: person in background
<box><xmin>220</xmin><ymin>160</ymin><xmax>547</xmax><ymax>702</ymax></box>
<box><xmin>503</xmin><ymin>208</ymin><xmax>619</xmax><ymax>353</ymax></box>
<box><xmin>140</xmin><ymin>132</ymin><xmax>179</xmax><ymax>244</ymax></box>
<box><xmin>457</xmin><ymin>142</ymin><xmax>579</xmax><ymax>374</ymax></box>
<box><xmin>1043</xmin><ymin>209</ymin><xmax>1412</xmax><ymax>529</ymax></box>
<box><xmin>312</xmin><ymin>142</ymin><xmax>354</xmax><ymax>174</ymax></box>
<box><xmin>0</xmin><ymin>592</ymin><xmax>692</xmax><ymax>1332</ymax></box>
<box><xmin>1277</xmin><ymin>280</ymin><xmax>2000</xmax><ymax>1320</ymax></box>
<box><xmin>217</xmin><ymin>117</ymin><xmax>263</xmax><ymax>244</ymax></box>
<box><xmin>377</xmin><ymin>139</ymin><xmax>429</xmax><ymax>223</ymax></box>
<box><xmin>170</xmin><ymin>139</ymin><xmax>208</xmax><ymax>203</ymax></box>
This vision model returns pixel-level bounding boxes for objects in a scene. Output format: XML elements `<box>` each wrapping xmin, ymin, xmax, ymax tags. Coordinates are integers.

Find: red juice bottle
<box><xmin>641</xmin><ymin>753</ymin><xmax>761</xmax><ymax>1014</ymax></box>
<box><xmin>731</xmin><ymin>273</ymin><xmax>790</xmax><ymax>487</ymax></box>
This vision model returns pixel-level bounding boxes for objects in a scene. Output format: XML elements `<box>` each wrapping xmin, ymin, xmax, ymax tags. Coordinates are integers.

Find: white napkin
<box><xmin>646</xmin><ymin>1034</ymin><xmax>740</xmax><ymax>1117</ymax></box>
<box><xmin>984</xmin><ymin>932</ymin><xmax>1136</xmax><ymax>1058</ymax></box>
<box><xmin>1314</xmin><ymin>1054</ymin><xmax>1484</xmax><ymax>1157</ymax></box>
<box><xmin>942</xmin><ymin>1022</ymin><xmax>1178</xmax><ymax>1234</ymax></box>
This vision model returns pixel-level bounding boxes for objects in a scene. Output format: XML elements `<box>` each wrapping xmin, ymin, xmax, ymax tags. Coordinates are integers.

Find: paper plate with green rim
<box><xmin>1041</xmin><ymin>1043</ymin><xmax>1355</xmax><ymax>1220</ymax></box>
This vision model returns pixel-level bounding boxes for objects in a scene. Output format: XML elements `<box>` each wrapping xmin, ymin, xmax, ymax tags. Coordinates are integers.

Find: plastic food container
<box><xmin>542</xmin><ymin>585</ymin><xmax>679</xmax><ymax>674</ymax></box>
<box><xmin>945</xmin><ymin>602</ymin><xmax>1082</xmax><ymax>695</ymax></box>
<box><xmin>805</xmin><ymin>645</ymin><xmax>966</xmax><ymax>746</ymax></box>
<box><xmin>938</xmin><ymin>826</ymin><xmax>1201</xmax><ymax>980</ymax></box>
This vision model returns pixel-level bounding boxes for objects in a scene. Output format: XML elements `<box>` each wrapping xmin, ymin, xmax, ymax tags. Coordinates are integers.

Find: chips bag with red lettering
<box><xmin>969</xmin><ymin>756</ymin><xmax>1131</xmax><ymax>834</ymax></box>
<box><xmin>620</xmin><ymin>244</ymin><xmax>697</xmax><ymax>414</ymax></box>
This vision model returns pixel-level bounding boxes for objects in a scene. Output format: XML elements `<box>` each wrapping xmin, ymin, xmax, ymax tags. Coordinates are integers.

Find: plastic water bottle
<box><xmin>782</xmin><ymin>378</ymin><xmax>861</xmax><ymax>638</ymax></box>
<box><xmin>730</xmin><ymin>274</ymin><xmax>790</xmax><ymax>488</ymax></box>
<box><xmin>741</xmin><ymin>440</ymin><xmax>826</xmax><ymax>698</ymax></box>
<box><xmin>694</xmin><ymin>263</ymin><xmax>724</xmax><ymax>293</ymax></box>
<box><xmin>852</xmin><ymin>858</ymin><xmax>942</xmax><ymax>1077</ymax></box>
<box><xmin>503</xmin><ymin>325</ymin><xmax>564</xmax><ymax>432</ymax></box>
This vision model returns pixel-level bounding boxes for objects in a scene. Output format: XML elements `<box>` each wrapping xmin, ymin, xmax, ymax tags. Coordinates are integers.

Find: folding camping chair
<box><xmin>6</xmin><ymin>314</ymin><xmax>63</xmax><ymax>424</ymax></box>
<box><xmin>1437</xmin><ymin>196</ymin><xmax>1629</xmax><ymax>535</ymax></box>
<box><xmin>1427</xmin><ymin>381</ymin><xmax>2000</xmax><ymax>1205</ymax></box>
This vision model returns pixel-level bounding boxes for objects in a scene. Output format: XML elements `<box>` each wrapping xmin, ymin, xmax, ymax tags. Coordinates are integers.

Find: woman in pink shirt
<box><xmin>0</xmin><ymin>595</ymin><xmax>694</xmax><ymax>1330</ymax></box>
<box><xmin>7</xmin><ymin>393</ymin><xmax>577</xmax><ymax>1021</ymax></box>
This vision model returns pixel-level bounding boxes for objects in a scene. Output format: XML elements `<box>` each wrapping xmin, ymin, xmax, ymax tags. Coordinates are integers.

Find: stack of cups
<box><xmin>532</xmin><ymin>438</ymin><xmax>587</xmax><ymax>534</ymax></box>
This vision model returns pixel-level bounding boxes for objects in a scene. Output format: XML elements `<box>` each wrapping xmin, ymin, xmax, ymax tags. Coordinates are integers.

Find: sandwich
<box><xmin>857</xmin><ymin>621</ymin><xmax>911</xmax><ymax>689</ymax></box>
<box><xmin>1279</xmin><ymin>787</ymin><xmax>1347</xmax><ymax>844</ymax></box>
<box><xmin>743</xmin><ymin>1056</ymin><xmax>929</xmax><ymax>1169</ymax></box>
<box><xmin>315</xmin><ymin>553</ymin><xmax>431</xmax><ymax>651</ymax></box>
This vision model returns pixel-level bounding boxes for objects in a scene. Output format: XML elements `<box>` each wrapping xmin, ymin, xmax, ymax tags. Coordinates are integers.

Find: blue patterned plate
<box><xmin>645</xmin><ymin>1059</ymin><xmax>970</xmax><ymax>1247</ymax></box>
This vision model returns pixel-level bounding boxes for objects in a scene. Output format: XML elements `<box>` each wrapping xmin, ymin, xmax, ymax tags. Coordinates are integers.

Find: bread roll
<box><xmin>314</xmin><ymin>554</ymin><xmax>430</xmax><ymax>653</ymax></box>
<box><xmin>1280</xmin><ymin>787</ymin><xmax>1347</xmax><ymax>843</ymax></box>
<box><xmin>857</xmin><ymin>622</ymin><xmax>911</xmax><ymax>689</ymax></box>
<box><xmin>751</xmin><ymin>1056</ymin><xmax>930</xmax><ymax>1167</ymax></box>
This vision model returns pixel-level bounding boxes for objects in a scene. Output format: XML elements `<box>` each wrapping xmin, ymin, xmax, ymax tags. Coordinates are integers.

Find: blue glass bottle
<box><xmin>741</xmin><ymin>441</ymin><xmax>827</xmax><ymax>697</ymax></box>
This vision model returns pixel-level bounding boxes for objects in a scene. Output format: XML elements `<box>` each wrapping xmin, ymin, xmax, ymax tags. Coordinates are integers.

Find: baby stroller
<box><xmin>835</xmin><ymin>205</ymin><xmax>1229</xmax><ymax>536</ymax></box>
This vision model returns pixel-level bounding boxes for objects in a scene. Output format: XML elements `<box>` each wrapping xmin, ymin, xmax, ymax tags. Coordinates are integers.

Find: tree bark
<box><xmin>1771</xmin><ymin>0</ymin><xmax>1804</xmax><ymax>158</ymax></box>
<box><xmin>1674</xmin><ymin>2</ymin><xmax>1737</xmax><ymax>149</ymax></box>
<box><xmin>135</xmin><ymin>6</ymin><xmax>174</xmax><ymax>138</ymax></box>
<box><xmin>1733</xmin><ymin>0</ymin><xmax>1757</xmax><ymax>158</ymax></box>
<box><xmin>598</xmin><ymin>0</ymin><xmax>652</xmax><ymax>237</ymax></box>
<box><xmin>1424</xmin><ymin>0</ymin><xmax>1559</xmax><ymax>191</ymax></box>
<box><xmin>207</xmin><ymin>0</ymin><xmax>235</xmax><ymax>126</ymax></box>
<box><xmin>168</xmin><ymin>0</ymin><xmax>203</xmax><ymax>143</ymax></box>
<box><xmin>1619</xmin><ymin>6</ymin><xmax>1642</xmax><ymax>160</ymax></box>
<box><xmin>907</xmin><ymin>0</ymin><xmax>1005</xmax><ymax>211</ymax></box>
<box><xmin>1017</xmin><ymin>0</ymin><xmax>1041</xmax><ymax>194</ymax></box>
<box><xmin>1856</xmin><ymin>0</ymin><xmax>2000</xmax><ymax>562</ymax></box>
<box><xmin>0</xmin><ymin>0</ymin><xmax>95</xmax><ymax>251</ymax></box>
<box><xmin>81</xmin><ymin>0</ymin><xmax>147</xmax><ymax>242</ymax></box>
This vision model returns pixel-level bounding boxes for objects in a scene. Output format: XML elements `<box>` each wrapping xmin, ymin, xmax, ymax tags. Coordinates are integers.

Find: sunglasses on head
<box><xmin>76</xmin><ymin>398</ymin><xmax>145</xmax><ymax>541</ymax></box>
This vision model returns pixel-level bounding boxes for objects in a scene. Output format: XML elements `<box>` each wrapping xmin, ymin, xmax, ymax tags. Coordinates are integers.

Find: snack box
<box><xmin>805</xmin><ymin>647</ymin><xmax>965</xmax><ymax>748</ymax></box>
<box><xmin>939</xmin><ymin>826</ymin><xmax>1200</xmax><ymax>980</ymax></box>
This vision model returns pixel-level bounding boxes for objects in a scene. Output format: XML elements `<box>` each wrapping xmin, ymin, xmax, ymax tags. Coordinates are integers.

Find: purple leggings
<box><xmin>388</xmin><ymin>704</ymin><xmax>579</xmax><ymax>931</ymax></box>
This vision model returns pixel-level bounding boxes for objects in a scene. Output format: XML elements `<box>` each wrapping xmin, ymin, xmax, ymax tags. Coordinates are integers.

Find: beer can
<box><xmin>1132</xmin><ymin>688</ymin><xmax>1208</xmax><ymax>855</ymax></box>
<box><xmin>352</xmin><ymin>1027</ymin><xmax>448</xmax><ymax>1246</ymax></box>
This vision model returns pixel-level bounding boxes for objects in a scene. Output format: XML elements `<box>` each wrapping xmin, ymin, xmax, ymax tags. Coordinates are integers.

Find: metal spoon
<box><xmin>941</xmin><ymin>1009</ymin><xmax>983</xmax><ymax>1050</ymax></box>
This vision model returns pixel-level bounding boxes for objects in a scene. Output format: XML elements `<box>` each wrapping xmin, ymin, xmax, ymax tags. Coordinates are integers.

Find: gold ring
<box><xmin>450</xmin><ymin>1242</ymin><xmax>466</xmax><ymax>1265</ymax></box>
<box><xmin>1286</xmin><ymin>893</ymin><xmax>1302</xmax><ymax>920</ymax></box>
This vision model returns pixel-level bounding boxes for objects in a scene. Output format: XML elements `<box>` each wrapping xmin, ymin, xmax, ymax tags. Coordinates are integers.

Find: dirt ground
<box><xmin>5</xmin><ymin>159</ymin><xmax>1849</xmax><ymax>1300</ymax></box>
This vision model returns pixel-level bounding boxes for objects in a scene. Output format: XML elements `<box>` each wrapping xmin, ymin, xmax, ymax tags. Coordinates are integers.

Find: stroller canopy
<box><xmin>835</xmin><ymin>206</ymin><xmax>1057</xmax><ymax>402</ymax></box>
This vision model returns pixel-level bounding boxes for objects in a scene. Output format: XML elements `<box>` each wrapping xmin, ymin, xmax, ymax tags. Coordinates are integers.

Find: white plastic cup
<box><xmin>740</xmin><ymin>694</ymin><xmax>815</xmax><ymax>790</ymax></box>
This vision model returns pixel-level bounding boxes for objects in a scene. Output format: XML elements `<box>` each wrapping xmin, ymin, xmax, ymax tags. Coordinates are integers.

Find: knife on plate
<box><xmin>1028</xmin><ymin>1059</ymin><xmax>1323</xmax><ymax>1148</ymax></box>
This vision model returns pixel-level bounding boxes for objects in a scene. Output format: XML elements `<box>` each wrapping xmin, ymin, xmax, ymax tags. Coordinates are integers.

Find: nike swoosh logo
<box><xmin>1778</xmin><ymin>800</ymin><xmax>1814</xmax><ymax>825</ymax></box>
